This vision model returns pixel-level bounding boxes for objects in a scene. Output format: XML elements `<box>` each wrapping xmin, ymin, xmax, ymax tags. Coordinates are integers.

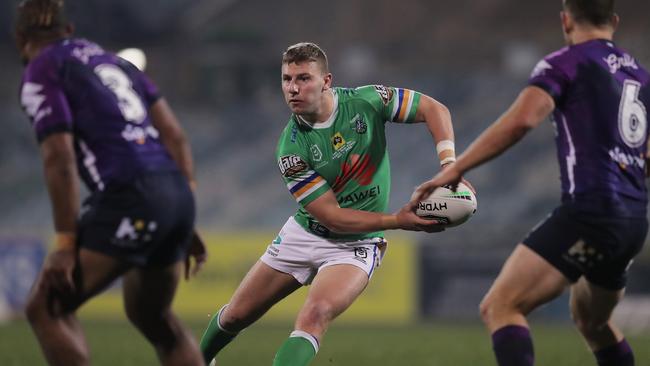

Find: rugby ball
<box><xmin>414</xmin><ymin>182</ymin><xmax>477</xmax><ymax>227</ymax></box>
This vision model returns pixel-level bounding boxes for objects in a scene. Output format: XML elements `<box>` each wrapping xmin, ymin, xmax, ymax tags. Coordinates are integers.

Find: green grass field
<box><xmin>2</xmin><ymin>318</ymin><xmax>649</xmax><ymax>365</ymax></box>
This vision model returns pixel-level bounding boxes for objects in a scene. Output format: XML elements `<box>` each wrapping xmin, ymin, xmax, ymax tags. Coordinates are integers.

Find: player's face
<box><xmin>281</xmin><ymin>61</ymin><xmax>331</xmax><ymax>117</ymax></box>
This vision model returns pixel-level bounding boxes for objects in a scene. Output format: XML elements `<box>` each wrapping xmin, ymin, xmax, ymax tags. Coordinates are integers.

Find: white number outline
<box><xmin>94</xmin><ymin>64</ymin><xmax>146</xmax><ymax>124</ymax></box>
<box><xmin>618</xmin><ymin>79</ymin><xmax>647</xmax><ymax>148</ymax></box>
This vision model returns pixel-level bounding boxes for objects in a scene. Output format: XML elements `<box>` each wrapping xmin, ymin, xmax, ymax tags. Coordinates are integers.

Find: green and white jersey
<box><xmin>276</xmin><ymin>85</ymin><xmax>422</xmax><ymax>240</ymax></box>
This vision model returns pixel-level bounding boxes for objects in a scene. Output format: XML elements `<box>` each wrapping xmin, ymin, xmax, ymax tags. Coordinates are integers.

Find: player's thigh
<box><xmin>76</xmin><ymin>248</ymin><xmax>131</xmax><ymax>301</ymax></box>
<box><xmin>122</xmin><ymin>260</ymin><xmax>183</xmax><ymax>322</ymax></box>
<box><xmin>226</xmin><ymin>260</ymin><xmax>302</xmax><ymax>320</ymax></box>
<box><xmin>570</xmin><ymin>277</ymin><xmax>624</xmax><ymax>325</ymax></box>
<box><xmin>484</xmin><ymin>244</ymin><xmax>569</xmax><ymax>314</ymax></box>
<box><xmin>298</xmin><ymin>264</ymin><xmax>369</xmax><ymax>321</ymax></box>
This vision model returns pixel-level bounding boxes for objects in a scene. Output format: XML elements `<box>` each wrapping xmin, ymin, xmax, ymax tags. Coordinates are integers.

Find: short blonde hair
<box><xmin>282</xmin><ymin>42</ymin><xmax>329</xmax><ymax>74</ymax></box>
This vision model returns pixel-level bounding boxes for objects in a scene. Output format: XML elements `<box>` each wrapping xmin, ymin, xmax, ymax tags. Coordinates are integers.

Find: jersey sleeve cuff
<box><xmin>37</xmin><ymin>124</ymin><xmax>73</xmax><ymax>143</ymax></box>
<box><xmin>296</xmin><ymin>184</ymin><xmax>330</xmax><ymax>207</ymax></box>
<box><xmin>528</xmin><ymin>81</ymin><xmax>560</xmax><ymax>104</ymax></box>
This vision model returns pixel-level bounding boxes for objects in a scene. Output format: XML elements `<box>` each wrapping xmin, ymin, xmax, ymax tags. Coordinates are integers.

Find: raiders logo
<box><xmin>350</xmin><ymin>114</ymin><xmax>367</xmax><ymax>134</ymax></box>
<box><xmin>373</xmin><ymin>85</ymin><xmax>392</xmax><ymax>105</ymax></box>
<box><xmin>278</xmin><ymin>154</ymin><xmax>307</xmax><ymax>177</ymax></box>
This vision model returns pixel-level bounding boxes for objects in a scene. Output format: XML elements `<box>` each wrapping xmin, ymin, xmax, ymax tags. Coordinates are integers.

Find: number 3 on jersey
<box><xmin>94</xmin><ymin>64</ymin><xmax>147</xmax><ymax>124</ymax></box>
<box><xmin>618</xmin><ymin>79</ymin><xmax>647</xmax><ymax>148</ymax></box>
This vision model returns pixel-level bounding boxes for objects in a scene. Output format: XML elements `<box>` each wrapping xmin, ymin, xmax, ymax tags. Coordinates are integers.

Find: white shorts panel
<box><xmin>260</xmin><ymin>217</ymin><xmax>387</xmax><ymax>285</ymax></box>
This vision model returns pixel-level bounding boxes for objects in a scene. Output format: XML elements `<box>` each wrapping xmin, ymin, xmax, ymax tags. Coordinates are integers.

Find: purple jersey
<box><xmin>529</xmin><ymin>39</ymin><xmax>650</xmax><ymax>217</ymax></box>
<box><xmin>20</xmin><ymin>38</ymin><xmax>177</xmax><ymax>192</ymax></box>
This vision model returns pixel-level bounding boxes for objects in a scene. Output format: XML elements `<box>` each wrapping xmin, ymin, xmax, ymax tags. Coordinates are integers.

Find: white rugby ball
<box><xmin>414</xmin><ymin>182</ymin><xmax>477</xmax><ymax>227</ymax></box>
<box><xmin>117</xmin><ymin>48</ymin><xmax>147</xmax><ymax>71</ymax></box>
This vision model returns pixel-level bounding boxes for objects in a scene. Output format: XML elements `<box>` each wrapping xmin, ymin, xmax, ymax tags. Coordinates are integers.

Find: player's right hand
<box><xmin>184</xmin><ymin>230</ymin><xmax>207</xmax><ymax>280</ymax></box>
<box><xmin>395</xmin><ymin>201</ymin><xmax>445</xmax><ymax>233</ymax></box>
<box><xmin>42</xmin><ymin>248</ymin><xmax>76</xmax><ymax>294</ymax></box>
<box><xmin>411</xmin><ymin>163</ymin><xmax>463</xmax><ymax>204</ymax></box>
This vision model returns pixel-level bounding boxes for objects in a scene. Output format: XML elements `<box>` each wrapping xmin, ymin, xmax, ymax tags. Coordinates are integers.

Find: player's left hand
<box><xmin>184</xmin><ymin>230</ymin><xmax>207</xmax><ymax>280</ymax></box>
<box><xmin>411</xmin><ymin>163</ymin><xmax>464</xmax><ymax>204</ymax></box>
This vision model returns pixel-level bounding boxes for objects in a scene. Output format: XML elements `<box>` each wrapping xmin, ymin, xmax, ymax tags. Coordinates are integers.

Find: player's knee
<box><xmin>128</xmin><ymin>308</ymin><xmax>182</xmax><ymax>346</ymax></box>
<box><xmin>571</xmin><ymin>311</ymin><xmax>607</xmax><ymax>337</ymax></box>
<box><xmin>479</xmin><ymin>292</ymin><xmax>503</xmax><ymax>323</ymax></box>
<box><xmin>479</xmin><ymin>294</ymin><xmax>519</xmax><ymax>325</ymax></box>
<box><xmin>127</xmin><ymin>306</ymin><xmax>170</xmax><ymax>333</ymax></box>
<box><xmin>298</xmin><ymin>300</ymin><xmax>336</xmax><ymax>328</ymax></box>
<box><xmin>24</xmin><ymin>294</ymin><xmax>43</xmax><ymax>325</ymax></box>
<box><xmin>24</xmin><ymin>285</ymin><xmax>50</xmax><ymax>325</ymax></box>
<box><xmin>479</xmin><ymin>297</ymin><xmax>493</xmax><ymax>324</ymax></box>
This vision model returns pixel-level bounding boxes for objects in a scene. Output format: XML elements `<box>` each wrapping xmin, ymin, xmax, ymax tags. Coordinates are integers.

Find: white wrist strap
<box><xmin>440</xmin><ymin>157</ymin><xmax>457</xmax><ymax>166</ymax></box>
<box><xmin>437</xmin><ymin>140</ymin><xmax>456</xmax><ymax>166</ymax></box>
<box><xmin>436</xmin><ymin>140</ymin><xmax>455</xmax><ymax>154</ymax></box>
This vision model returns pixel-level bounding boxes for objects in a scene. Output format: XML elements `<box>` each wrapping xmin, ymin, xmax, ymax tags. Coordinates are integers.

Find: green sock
<box><xmin>199</xmin><ymin>305</ymin><xmax>238</xmax><ymax>364</ymax></box>
<box><xmin>272</xmin><ymin>330</ymin><xmax>319</xmax><ymax>366</ymax></box>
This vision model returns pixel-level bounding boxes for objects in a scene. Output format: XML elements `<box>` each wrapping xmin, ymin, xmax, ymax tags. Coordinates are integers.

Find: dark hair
<box><xmin>15</xmin><ymin>0</ymin><xmax>68</xmax><ymax>46</ymax></box>
<box><xmin>282</xmin><ymin>42</ymin><xmax>329</xmax><ymax>73</ymax></box>
<box><xmin>563</xmin><ymin>0</ymin><xmax>615</xmax><ymax>26</ymax></box>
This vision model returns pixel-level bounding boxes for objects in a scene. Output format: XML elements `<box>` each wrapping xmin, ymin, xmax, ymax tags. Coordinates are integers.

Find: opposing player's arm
<box><xmin>149</xmin><ymin>98</ymin><xmax>206</xmax><ymax>275</ymax></box>
<box><xmin>411</xmin><ymin>86</ymin><xmax>554</xmax><ymax>203</ymax></box>
<box><xmin>304</xmin><ymin>190</ymin><xmax>437</xmax><ymax>233</ymax></box>
<box><xmin>40</xmin><ymin>132</ymin><xmax>80</xmax><ymax>248</ymax></box>
<box><xmin>149</xmin><ymin>98</ymin><xmax>196</xmax><ymax>189</ymax></box>
<box><xmin>454</xmin><ymin>86</ymin><xmax>554</xmax><ymax>174</ymax></box>
<box><xmin>413</xmin><ymin>95</ymin><xmax>455</xmax><ymax>165</ymax></box>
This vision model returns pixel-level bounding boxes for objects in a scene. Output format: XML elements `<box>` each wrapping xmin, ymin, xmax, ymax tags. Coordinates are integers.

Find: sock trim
<box><xmin>492</xmin><ymin>324</ymin><xmax>531</xmax><ymax>341</ymax></box>
<box><xmin>216</xmin><ymin>304</ymin><xmax>239</xmax><ymax>335</ymax></box>
<box><xmin>290</xmin><ymin>330</ymin><xmax>319</xmax><ymax>353</ymax></box>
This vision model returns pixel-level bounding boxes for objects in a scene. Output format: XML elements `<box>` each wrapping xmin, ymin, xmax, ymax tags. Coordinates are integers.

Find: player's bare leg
<box><xmin>122</xmin><ymin>261</ymin><xmax>202</xmax><ymax>366</ymax></box>
<box><xmin>480</xmin><ymin>244</ymin><xmax>570</xmax><ymax>366</ymax></box>
<box><xmin>273</xmin><ymin>264</ymin><xmax>369</xmax><ymax>366</ymax></box>
<box><xmin>294</xmin><ymin>264</ymin><xmax>368</xmax><ymax>339</ymax></box>
<box><xmin>219</xmin><ymin>261</ymin><xmax>302</xmax><ymax>330</ymax></box>
<box><xmin>570</xmin><ymin>277</ymin><xmax>634</xmax><ymax>365</ymax></box>
<box><xmin>200</xmin><ymin>260</ymin><xmax>302</xmax><ymax>363</ymax></box>
<box><xmin>481</xmin><ymin>244</ymin><xmax>570</xmax><ymax>330</ymax></box>
<box><xmin>25</xmin><ymin>249</ymin><xmax>130</xmax><ymax>366</ymax></box>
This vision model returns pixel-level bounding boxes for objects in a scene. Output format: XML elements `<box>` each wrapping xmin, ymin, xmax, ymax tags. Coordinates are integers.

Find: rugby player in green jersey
<box><xmin>200</xmin><ymin>42</ymin><xmax>466</xmax><ymax>366</ymax></box>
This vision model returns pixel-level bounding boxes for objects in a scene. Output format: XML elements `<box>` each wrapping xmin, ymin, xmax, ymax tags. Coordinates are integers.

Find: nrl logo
<box><xmin>350</xmin><ymin>114</ymin><xmax>367</xmax><ymax>134</ymax></box>
<box><xmin>311</xmin><ymin>145</ymin><xmax>323</xmax><ymax>162</ymax></box>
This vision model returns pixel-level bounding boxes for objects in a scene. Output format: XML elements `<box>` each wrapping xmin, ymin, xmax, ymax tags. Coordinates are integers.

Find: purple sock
<box><xmin>594</xmin><ymin>339</ymin><xmax>634</xmax><ymax>366</ymax></box>
<box><xmin>491</xmin><ymin>325</ymin><xmax>534</xmax><ymax>366</ymax></box>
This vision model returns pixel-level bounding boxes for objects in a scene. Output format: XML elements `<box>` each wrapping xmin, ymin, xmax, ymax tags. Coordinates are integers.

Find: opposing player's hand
<box><xmin>42</xmin><ymin>248</ymin><xmax>76</xmax><ymax>294</ymax></box>
<box><xmin>411</xmin><ymin>163</ymin><xmax>464</xmax><ymax>204</ymax></box>
<box><xmin>185</xmin><ymin>230</ymin><xmax>207</xmax><ymax>280</ymax></box>
<box><xmin>395</xmin><ymin>201</ymin><xmax>445</xmax><ymax>233</ymax></box>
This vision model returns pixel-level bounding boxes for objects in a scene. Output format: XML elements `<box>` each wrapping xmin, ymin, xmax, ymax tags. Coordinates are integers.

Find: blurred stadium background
<box><xmin>1</xmin><ymin>0</ymin><xmax>650</xmax><ymax>365</ymax></box>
